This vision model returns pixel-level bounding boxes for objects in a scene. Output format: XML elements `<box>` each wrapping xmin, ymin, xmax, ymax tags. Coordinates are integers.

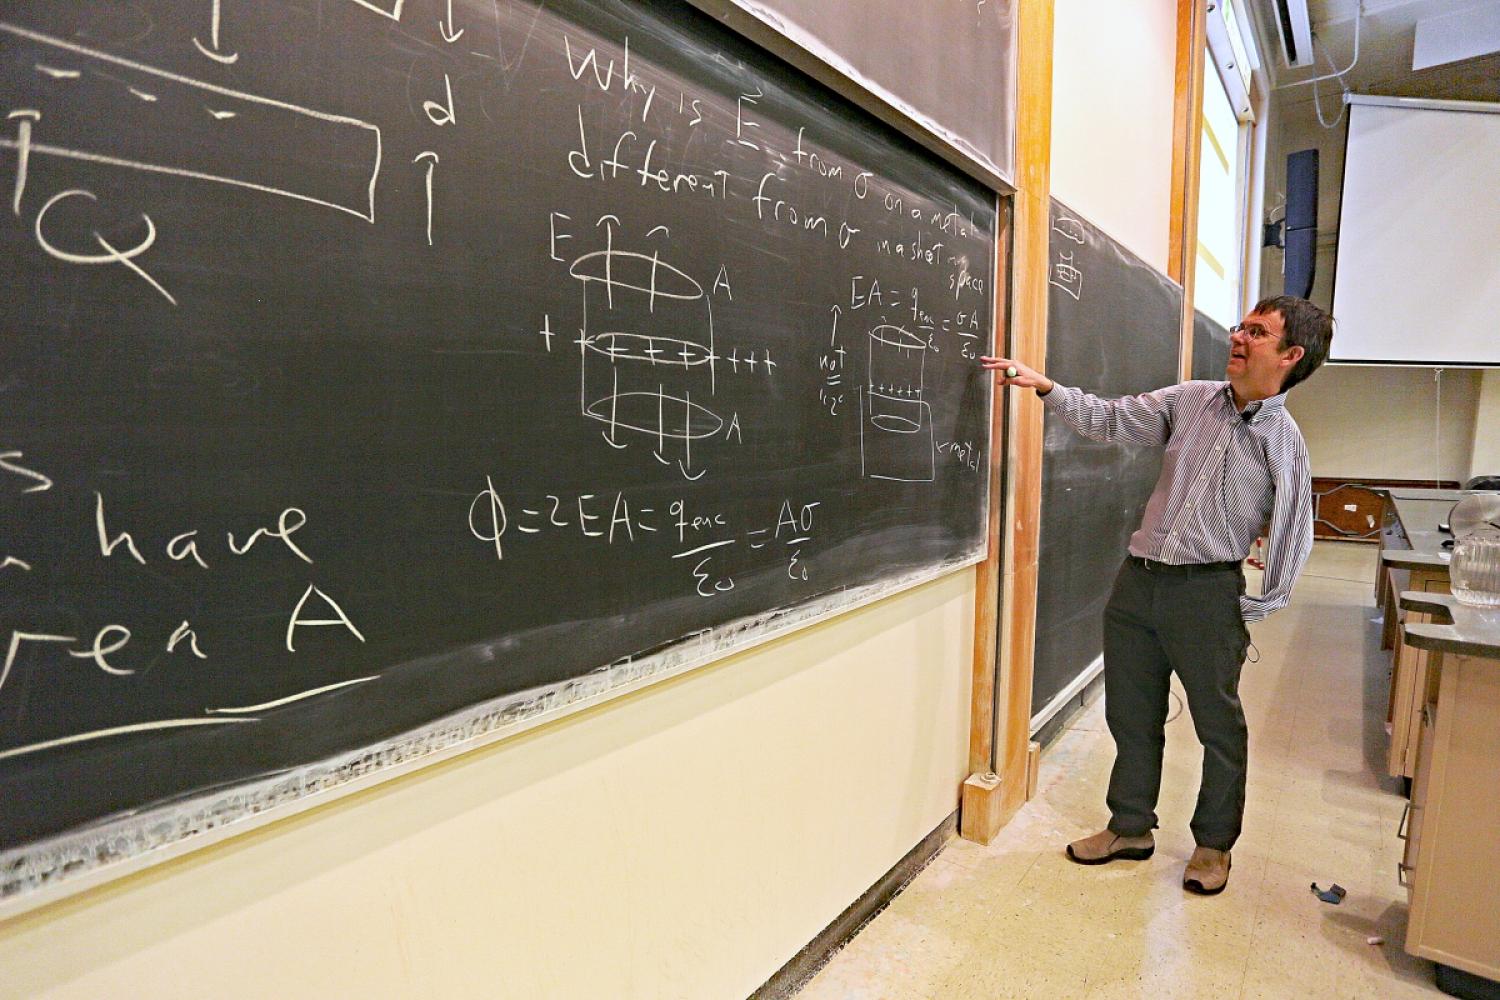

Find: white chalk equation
<box><xmin>839</xmin><ymin>275</ymin><xmax>989</xmax><ymax>482</ymax></box>
<box><xmin>467</xmin><ymin>480</ymin><xmax>821</xmax><ymax>595</ymax></box>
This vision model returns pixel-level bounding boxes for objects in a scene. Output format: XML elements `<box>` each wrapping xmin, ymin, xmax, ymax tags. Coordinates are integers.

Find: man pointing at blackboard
<box><xmin>982</xmin><ymin>295</ymin><xmax>1333</xmax><ymax>895</ymax></box>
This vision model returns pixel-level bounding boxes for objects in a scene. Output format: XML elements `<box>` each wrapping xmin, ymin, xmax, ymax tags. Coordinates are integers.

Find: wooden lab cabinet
<box><xmin>1398</xmin><ymin>594</ymin><xmax>1500</xmax><ymax>987</ymax></box>
<box><xmin>1388</xmin><ymin>573</ymin><xmax>1450</xmax><ymax>779</ymax></box>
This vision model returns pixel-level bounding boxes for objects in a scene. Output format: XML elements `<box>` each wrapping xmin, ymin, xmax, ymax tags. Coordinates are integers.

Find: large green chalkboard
<box><xmin>0</xmin><ymin>0</ymin><xmax>995</xmax><ymax>907</ymax></box>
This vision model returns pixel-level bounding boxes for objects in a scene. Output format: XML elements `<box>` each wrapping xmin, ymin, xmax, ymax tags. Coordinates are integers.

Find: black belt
<box><xmin>1128</xmin><ymin>555</ymin><xmax>1242</xmax><ymax>575</ymax></box>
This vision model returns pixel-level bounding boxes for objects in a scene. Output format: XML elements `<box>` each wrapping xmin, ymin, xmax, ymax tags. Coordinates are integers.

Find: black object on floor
<box><xmin>1310</xmin><ymin>882</ymin><xmax>1346</xmax><ymax>904</ymax></box>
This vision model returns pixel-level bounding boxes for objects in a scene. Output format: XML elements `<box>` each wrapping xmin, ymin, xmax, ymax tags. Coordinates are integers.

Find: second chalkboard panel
<box><xmin>1031</xmin><ymin>200</ymin><xmax>1183</xmax><ymax>725</ymax></box>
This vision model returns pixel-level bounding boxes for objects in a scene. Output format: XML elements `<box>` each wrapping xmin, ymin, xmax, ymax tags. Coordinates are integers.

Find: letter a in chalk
<box><xmin>286</xmin><ymin>585</ymin><xmax>366</xmax><ymax>652</ymax></box>
<box><xmin>713</xmin><ymin>265</ymin><xmax>733</xmax><ymax>299</ymax></box>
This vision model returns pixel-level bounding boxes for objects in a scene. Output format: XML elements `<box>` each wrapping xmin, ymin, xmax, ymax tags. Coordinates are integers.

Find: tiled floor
<box><xmin>798</xmin><ymin>542</ymin><xmax>1446</xmax><ymax>999</ymax></box>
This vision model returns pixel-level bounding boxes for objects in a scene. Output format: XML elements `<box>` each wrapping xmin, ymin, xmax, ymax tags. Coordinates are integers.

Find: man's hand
<box><xmin>980</xmin><ymin>356</ymin><xmax>1054</xmax><ymax>395</ymax></box>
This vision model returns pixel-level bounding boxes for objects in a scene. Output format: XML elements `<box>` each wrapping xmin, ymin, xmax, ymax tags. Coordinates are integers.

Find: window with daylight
<box><xmin>1194</xmin><ymin>52</ymin><xmax>1251</xmax><ymax>328</ymax></box>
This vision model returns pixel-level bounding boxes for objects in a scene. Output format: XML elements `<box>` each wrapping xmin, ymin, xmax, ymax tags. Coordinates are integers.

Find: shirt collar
<box><xmin>1221</xmin><ymin>382</ymin><xmax>1288</xmax><ymax>424</ymax></box>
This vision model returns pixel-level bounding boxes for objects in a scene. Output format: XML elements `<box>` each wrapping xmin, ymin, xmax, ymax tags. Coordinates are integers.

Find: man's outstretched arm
<box><xmin>981</xmin><ymin>356</ymin><xmax>1179</xmax><ymax>447</ymax></box>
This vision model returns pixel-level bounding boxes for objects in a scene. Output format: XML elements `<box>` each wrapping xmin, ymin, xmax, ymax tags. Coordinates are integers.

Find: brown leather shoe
<box><xmin>1065</xmin><ymin>829</ymin><xmax>1155</xmax><ymax>865</ymax></box>
<box><xmin>1183</xmin><ymin>847</ymin><xmax>1231</xmax><ymax>895</ymax></box>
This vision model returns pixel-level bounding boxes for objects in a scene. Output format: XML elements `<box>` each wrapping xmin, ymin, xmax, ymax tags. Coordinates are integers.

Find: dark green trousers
<box><xmin>1103</xmin><ymin>556</ymin><xmax>1251</xmax><ymax>851</ymax></box>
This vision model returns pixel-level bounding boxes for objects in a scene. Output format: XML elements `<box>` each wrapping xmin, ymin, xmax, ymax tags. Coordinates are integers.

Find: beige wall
<box><xmin>1288</xmin><ymin>366</ymin><xmax>1481</xmax><ymax>484</ymax></box>
<box><xmin>1049</xmin><ymin>0</ymin><xmax>1178</xmax><ymax>272</ymax></box>
<box><xmin>1</xmin><ymin>571</ymin><xmax>974</xmax><ymax>1000</ymax></box>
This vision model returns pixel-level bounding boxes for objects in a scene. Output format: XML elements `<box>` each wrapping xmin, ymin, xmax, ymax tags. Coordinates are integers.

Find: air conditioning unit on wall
<box><xmin>1272</xmin><ymin>0</ymin><xmax>1316</xmax><ymax>67</ymax></box>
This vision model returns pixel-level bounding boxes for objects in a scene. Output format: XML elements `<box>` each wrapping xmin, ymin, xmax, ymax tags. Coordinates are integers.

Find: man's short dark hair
<box><xmin>1252</xmin><ymin>295</ymin><xmax>1333</xmax><ymax>392</ymax></box>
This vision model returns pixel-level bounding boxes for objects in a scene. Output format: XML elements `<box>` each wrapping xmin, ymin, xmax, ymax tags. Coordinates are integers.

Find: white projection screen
<box><xmin>1331</xmin><ymin>96</ymin><xmax>1500</xmax><ymax>366</ymax></box>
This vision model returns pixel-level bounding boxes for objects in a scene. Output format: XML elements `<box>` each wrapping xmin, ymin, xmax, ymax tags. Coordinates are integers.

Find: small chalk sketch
<box><xmin>569</xmin><ymin>222</ymin><xmax>723</xmax><ymax>481</ymax></box>
<box><xmin>1050</xmin><ymin>213</ymin><xmax>1085</xmax><ymax>301</ymax></box>
<box><xmin>1052</xmin><ymin>214</ymin><xmax>1085</xmax><ymax>244</ymax></box>
<box><xmin>348</xmin><ymin>0</ymin><xmax>405</xmax><ymax>21</ymax></box>
<box><xmin>859</xmin><ymin>324</ymin><xmax>935</xmax><ymax>482</ymax></box>
<box><xmin>1050</xmin><ymin>249</ymin><xmax>1083</xmax><ymax>301</ymax></box>
<box><xmin>0</xmin><ymin>22</ymin><xmax>383</xmax><ymax>223</ymax></box>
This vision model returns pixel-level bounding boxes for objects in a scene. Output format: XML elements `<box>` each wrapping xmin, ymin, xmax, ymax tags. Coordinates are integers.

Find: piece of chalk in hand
<box><xmin>1006</xmin><ymin>366</ymin><xmax>1018</xmax><ymax>378</ymax></box>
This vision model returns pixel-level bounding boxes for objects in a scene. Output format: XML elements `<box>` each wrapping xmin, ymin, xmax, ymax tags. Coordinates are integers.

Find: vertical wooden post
<box><xmin>1170</xmin><ymin>0</ymin><xmax>1209</xmax><ymax>380</ymax></box>
<box><xmin>967</xmin><ymin>201</ymin><xmax>1010</xmax><ymax>779</ymax></box>
<box><xmin>962</xmin><ymin>0</ymin><xmax>1053</xmax><ymax>844</ymax></box>
<box><xmin>963</xmin><ymin>199</ymin><xmax>1009</xmax><ymax>843</ymax></box>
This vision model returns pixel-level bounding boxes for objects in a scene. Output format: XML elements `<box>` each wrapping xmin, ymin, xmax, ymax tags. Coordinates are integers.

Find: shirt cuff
<box><xmin>1039</xmin><ymin>382</ymin><xmax>1076</xmax><ymax>409</ymax></box>
<box><xmin>1239</xmin><ymin>596</ymin><xmax>1274</xmax><ymax>624</ymax></box>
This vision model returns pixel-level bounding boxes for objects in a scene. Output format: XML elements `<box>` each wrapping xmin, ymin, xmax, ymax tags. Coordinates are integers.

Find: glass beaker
<box><xmin>1451</xmin><ymin>529</ymin><xmax>1500</xmax><ymax>607</ymax></box>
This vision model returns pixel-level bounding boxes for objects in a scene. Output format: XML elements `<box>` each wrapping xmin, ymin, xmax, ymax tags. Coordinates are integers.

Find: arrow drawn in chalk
<box><xmin>192</xmin><ymin>0</ymin><xmax>240</xmax><ymax>63</ymax></box>
<box><xmin>439</xmin><ymin>0</ymin><xmax>464</xmax><ymax>43</ymax></box>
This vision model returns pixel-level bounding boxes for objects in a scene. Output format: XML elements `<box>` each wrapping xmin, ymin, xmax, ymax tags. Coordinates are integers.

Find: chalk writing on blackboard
<box><xmin>349</xmin><ymin>0</ymin><xmax>405</xmax><ymax>22</ymax></box>
<box><xmin>568</xmin><ymin>226</ymin><xmax>725</xmax><ymax>480</ymax></box>
<box><xmin>1050</xmin><ymin>214</ymin><xmax>1086</xmax><ymax>301</ymax></box>
<box><xmin>192</xmin><ymin>0</ymin><xmax>239</xmax><ymax>64</ymax></box>
<box><xmin>0</xmin><ymin>0</ymin><xmax>995</xmax><ymax>906</ymax></box>
<box><xmin>862</xmin><ymin>325</ymin><xmax>936</xmax><ymax>482</ymax></box>
<box><xmin>0</xmin><ymin>23</ymin><xmax>385</xmax><ymax>222</ymax></box>
<box><xmin>464</xmin><ymin>483</ymin><xmax>824</xmax><ymax>595</ymax></box>
<box><xmin>439</xmin><ymin>0</ymin><xmax>465</xmax><ymax>43</ymax></box>
<box><xmin>1052</xmin><ymin>215</ymin><xmax>1085</xmax><ymax>244</ymax></box>
<box><xmin>1051</xmin><ymin>250</ymin><xmax>1083</xmax><ymax>301</ymax></box>
<box><xmin>33</xmin><ymin>188</ymin><xmax>178</xmax><ymax>304</ymax></box>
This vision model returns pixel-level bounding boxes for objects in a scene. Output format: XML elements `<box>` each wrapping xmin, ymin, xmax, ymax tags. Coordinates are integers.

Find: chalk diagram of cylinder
<box><xmin>858</xmin><ymin>325</ymin><xmax>936</xmax><ymax>483</ymax></box>
<box><xmin>568</xmin><ymin>241</ymin><xmax>724</xmax><ymax>480</ymax></box>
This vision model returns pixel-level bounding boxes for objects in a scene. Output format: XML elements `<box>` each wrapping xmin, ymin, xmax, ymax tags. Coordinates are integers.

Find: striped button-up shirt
<box><xmin>1042</xmin><ymin>380</ymin><xmax>1313</xmax><ymax>623</ymax></box>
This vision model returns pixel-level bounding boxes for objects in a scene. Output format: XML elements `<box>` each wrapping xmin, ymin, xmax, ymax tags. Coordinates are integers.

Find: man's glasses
<box><xmin>1229</xmin><ymin>322</ymin><xmax>1279</xmax><ymax>343</ymax></box>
